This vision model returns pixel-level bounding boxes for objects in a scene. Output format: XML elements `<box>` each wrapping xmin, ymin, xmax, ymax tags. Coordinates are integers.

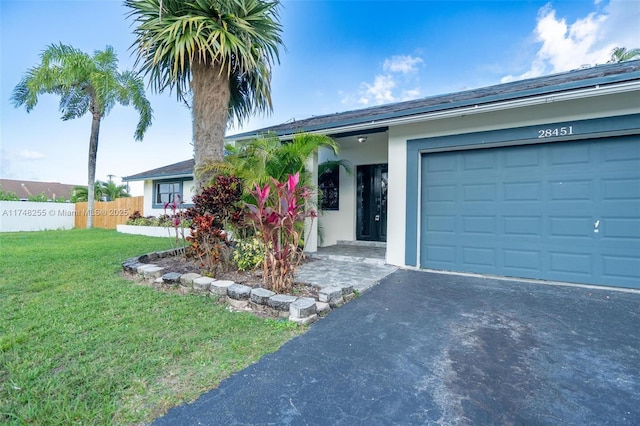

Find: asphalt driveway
<box><xmin>154</xmin><ymin>270</ymin><xmax>640</xmax><ymax>425</ymax></box>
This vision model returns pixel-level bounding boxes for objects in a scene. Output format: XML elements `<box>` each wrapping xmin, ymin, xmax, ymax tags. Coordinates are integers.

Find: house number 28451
<box><xmin>538</xmin><ymin>126</ymin><xmax>574</xmax><ymax>138</ymax></box>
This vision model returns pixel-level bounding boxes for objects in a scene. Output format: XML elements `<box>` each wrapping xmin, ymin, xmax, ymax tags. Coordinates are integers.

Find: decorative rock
<box><xmin>319</xmin><ymin>286</ymin><xmax>343</xmax><ymax>304</ymax></box>
<box><xmin>315</xmin><ymin>301</ymin><xmax>331</xmax><ymax>315</ymax></box>
<box><xmin>193</xmin><ymin>276</ymin><xmax>215</xmax><ymax>292</ymax></box>
<box><xmin>340</xmin><ymin>284</ymin><xmax>354</xmax><ymax>295</ymax></box>
<box><xmin>210</xmin><ymin>280</ymin><xmax>235</xmax><ymax>296</ymax></box>
<box><xmin>289</xmin><ymin>297</ymin><xmax>317</xmax><ymax>319</ymax></box>
<box><xmin>122</xmin><ymin>259</ymin><xmax>142</xmax><ymax>273</ymax></box>
<box><xmin>268</xmin><ymin>294</ymin><xmax>298</xmax><ymax>311</ymax></box>
<box><xmin>227</xmin><ymin>284</ymin><xmax>252</xmax><ymax>300</ymax></box>
<box><xmin>136</xmin><ymin>264</ymin><xmax>158</xmax><ymax>274</ymax></box>
<box><xmin>143</xmin><ymin>266</ymin><xmax>165</xmax><ymax>279</ymax></box>
<box><xmin>227</xmin><ymin>298</ymin><xmax>249</xmax><ymax>309</ymax></box>
<box><xmin>329</xmin><ymin>297</ymin><xmax>345</xmax><ymax>309</ymax></box>
<box><xmin>180</xmin><ymin>273</ymin><xmax>201</xmax><ymax>286</ymax></box>
<box><xmin>162</xmin><ymin>272</ymin><xmax>182</xmax><ymax>284</ymax></box>
<box><xmin>289</xmin><ymin>314</ymin><xmax>319</xmax><ymax>325</ymax></box>
<box><xmin>251</xmin><ymin>288</ymin><xmax>276</xmax><ymax>305</ymax></box>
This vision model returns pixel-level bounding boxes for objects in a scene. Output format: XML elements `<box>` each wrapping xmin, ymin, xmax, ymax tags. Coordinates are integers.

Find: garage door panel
<box><xmin>601</xmin><ymin>254</ymin><xmax>640</xmax><ymax>280</ymax></box>
<box><xmin>424</xmin><ymin>245</ymin><xmax>456</xmax><ymax>265</ymax></box>
<box><xmin>463</xmin><ymin>183</ymin><xmax>497</xmax><ymax>201</ymax></box>
<box><xmin>549</xmin><ymin>180</ymin><xmax>593</xmax><ymax>200</ymax></box>
<box><xmin>425</xmin><ymin>215</ymin><xmax>456</xmax><ymax>233</ymax></box>
<box><xmin>503</xmin><ymin>249</ymin><xmax>541</xmax><ymax>271</ymax></box>
<box><xmin>549</xmin><ymin>143</ymin><xmax>591</xmax><ymax>165</ymax></box>
<box><xmin>462</xmin><ymin>216</ymin><xmax>496</xmax><ymax>234</ymax></box>
<box><xmin>601</xmin><ymin>217</ymin><xmax>640</xmax><ymax>239</ymax></box>
<box><xmin>463</xmin><ymin>150</ymin><xmax>497</xmax><ymax>170</ymax></box>
<box><xmin>504</xmin><ymin>146</ymin><xmax>541</xmax><ymax>168</ymax></box>
<box><xmin>503</xmin><ymin>216</ymin><xmax>542</xmax><ymax>236</ymax></box>
<box><xmin>421</xmin><ymin>135</ymin><xmax>640</xmax><ymax>289</ymax></box>
<box><xmin>602</xmin><ymin>178</ymin><xmax>640</xmax><ymax>200</ymax></box>
<box><xmin>462</xmin><ymin>246</ymin><xmax>496</xmax><ymax>268</ymax></box>
<box><xmin>548</xmin><ymin>216</ymin><xmax>593</xmax><ymax>238</ymax></box>
<box><xmin>503</xmin><ymin>182</ymin><xmax>541</xmax><ymax>201</ymax></box>
<box><xmin>548</xmin><ymin>251</ymin><xmax>593</xmax><ymax>274</ymax></box>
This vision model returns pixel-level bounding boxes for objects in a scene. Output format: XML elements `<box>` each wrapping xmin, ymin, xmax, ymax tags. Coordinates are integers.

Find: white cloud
<box><xmin>19</xmin><ymin>149</ymin><xmax>45</xmax><ymax>160</ymax></box>
<box><xmin>359</xmin><ymin>75</ymin><xmax>396</xmax><ymax>105</ymax></box>
<box><xmin>502</xmin><ymin>0</ymin><xmax>640</xmax><ymax>83</ymax></box>
<box><xmin>348</xmin><ymin>54</ymin><xmax>425</xmax><ymax>106</ymax></box>
<box><xmin>383</xmin><ymin>55</ymin><xmax>424</xmax><ymax>74</ymax></box>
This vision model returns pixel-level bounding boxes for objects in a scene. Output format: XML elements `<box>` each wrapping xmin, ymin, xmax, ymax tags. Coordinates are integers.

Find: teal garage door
<box><xmin>420</xmin><ymin>135</ymin><xmax>640</xmax><ymax>289</ymax></box>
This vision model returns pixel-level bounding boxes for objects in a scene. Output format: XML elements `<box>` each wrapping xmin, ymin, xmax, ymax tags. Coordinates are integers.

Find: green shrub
<box><xmin>233</xmin><ymin>238</ymin><xmax>265</xmax><ymax>271</ymax></box>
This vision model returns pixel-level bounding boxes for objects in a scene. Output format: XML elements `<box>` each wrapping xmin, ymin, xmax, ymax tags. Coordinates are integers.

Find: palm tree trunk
<box><xmin>86</xmin><ymin>113</ymin><xmax>101</xmax><ymax>228</ymax></box>
<box><xmin>191</xmin><ymin>60</ymin><xmax>230</xmax><ymax>189</ymax></box>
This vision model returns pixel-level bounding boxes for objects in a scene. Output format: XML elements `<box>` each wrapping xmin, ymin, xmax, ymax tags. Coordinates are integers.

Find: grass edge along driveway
<box><xmin>0</xmin><ymin>229</ymin><xmax>304</xmax><ymax>425</ymax></box>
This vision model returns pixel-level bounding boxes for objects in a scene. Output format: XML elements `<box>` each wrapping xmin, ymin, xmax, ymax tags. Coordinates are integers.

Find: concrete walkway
<box><xmin>295</xmin><ymin>259</ymin><xmax>397</xmax><ymax>292</ymax></box>
<box><xmin>153</xmin><ymin>270</ymin><xmax>640</xmax><ymax>425</ymax></box>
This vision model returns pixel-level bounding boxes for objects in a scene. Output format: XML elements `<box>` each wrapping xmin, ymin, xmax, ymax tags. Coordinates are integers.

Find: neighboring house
<box><xmin>122</xmin><ymin>158</ymin><xmax>195</xmax><ymax>215</ymax></box>
<box><xmin>0</xmin><ymin>178</ymin><xmax>79</xmax><ymax>201</ymax></box>
<box><xmin>127</xmin><ymin>60</ymin><xmax>640</xmax><ymax>290</ymax></box>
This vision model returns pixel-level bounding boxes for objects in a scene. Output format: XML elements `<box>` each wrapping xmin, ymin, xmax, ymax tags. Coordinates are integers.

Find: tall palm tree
<box><xmin>125</xmin><ymin>0</ymin><xmax>284</xmax><ymax>189</ymax></box>
<box><xmin>607</xmin><ymin>47</ymin><xmax>640</xmax><ymax>63</ymax></box>
<box><xmin>11</xmin><ymin>44</ymin><xmax>152</xmax><ymax>228</ymax></box>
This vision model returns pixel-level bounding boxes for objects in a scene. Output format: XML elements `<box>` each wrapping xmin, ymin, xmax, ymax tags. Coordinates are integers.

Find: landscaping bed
<box><xmin>122</xmin><ymin>248</ymin><xmax>355</xmax><ymax>325</ymax></box>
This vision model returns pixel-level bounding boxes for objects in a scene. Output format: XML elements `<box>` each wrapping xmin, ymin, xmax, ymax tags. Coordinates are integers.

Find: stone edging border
<box><xmin>121</xmin><ymin>249</ymin><xmax>355</xmax><ymax>325</ymax></box>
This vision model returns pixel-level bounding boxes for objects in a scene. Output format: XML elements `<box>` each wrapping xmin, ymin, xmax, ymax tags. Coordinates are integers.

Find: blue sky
<box><xmin>1</xmin><ymin>0</ymin><xmax>638</xmax><ymax>194</ymax></box>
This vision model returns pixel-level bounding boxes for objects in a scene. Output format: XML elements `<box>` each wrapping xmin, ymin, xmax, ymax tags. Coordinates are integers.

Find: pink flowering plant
<box><xmin>164</xmin><ymin>195</ymin><xmax>188</xmax><ymax>251</ymax></box>
<box><xmin>245</xmin><ymin>172</ymin><xmax>317</xmax><ymax>293</ymax></box>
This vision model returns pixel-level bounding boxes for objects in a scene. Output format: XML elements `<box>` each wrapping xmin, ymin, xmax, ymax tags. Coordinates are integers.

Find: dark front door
<box><xmin>357</xmin><ymin>164</ymin><xmax>388</xmax><ymax>242</ymax></box>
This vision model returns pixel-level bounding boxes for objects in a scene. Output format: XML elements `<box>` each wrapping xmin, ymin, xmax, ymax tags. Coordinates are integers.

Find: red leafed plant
<box><xmin>245</xmin><ymin>173</ymin><xmax>317</xmax><ymax>293</ymax></box>
<box><xmin>185</xmin><ymin>175</ymin><xmax>244</xmax><ymax>276</ymax></box>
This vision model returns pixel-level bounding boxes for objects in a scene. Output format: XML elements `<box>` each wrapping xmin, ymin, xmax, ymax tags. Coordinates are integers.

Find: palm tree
<box><xmin>71</xmin><ymin>181</ymin><xmax>130</xmax><ymax>202</ymax></box>
<box><xmin>71</xmin><ymin>183</ymin><xmax>100</xmax><ymax>202</ymax></box>
<box><xmin>11</xmin><ymin>44</ymin><xmax>152</xmax><ymax>228</ymax></box>
<box><xmin>125</xmin><ymin>0</ymin><xmax>283</xmax><ymax>189</ymax></box>
<box><xmin>607</xmin><ymin>47</ymin><xmax>640</xmax><ymax>63</ymax></box>
<box><xmin>99</xmin><ymin>181</ymin><xmax>131</xmax><ymax>201</ymax></box>
<box><xmin>221</xmin><ymin>133</ymin><xmax>341</xmax><ymax>196</ymax></box>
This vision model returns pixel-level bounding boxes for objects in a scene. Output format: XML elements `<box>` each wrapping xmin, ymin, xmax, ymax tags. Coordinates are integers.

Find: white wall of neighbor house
<box><xmin>0</xmin><ymin>201</ymin><xmax>75</xmax><ymax>232</ymax></box>
<box><xmin>317</xmin><ymin>133</ymin><xmax>389</xmax><ymax>247</ymax></box>
<box><xmin>385</xmin><ymin>89</ymin><xmax>640</xmax><ymax>267</ymax></box>
<box><xmin>142</xmin><ymin>179</ymin><xmax>196</xmax><ymax>216</ymax></box>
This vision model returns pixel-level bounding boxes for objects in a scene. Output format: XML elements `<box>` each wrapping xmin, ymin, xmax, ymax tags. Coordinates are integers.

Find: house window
<box><xmin>319</xmin><ymin>164</ymin><xmax>339</xmax><ymax>210</ymax></box>
<box><xmin>154</xmin><ymin>181</ymin><xmax>182</xmax><ymax>207</ymax></box>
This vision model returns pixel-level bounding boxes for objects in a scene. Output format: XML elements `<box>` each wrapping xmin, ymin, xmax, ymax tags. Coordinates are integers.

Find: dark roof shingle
<box><xmin>123</xmin><ymin>159</ymin><xmax>195</xmax><ymax>181</ymax></box>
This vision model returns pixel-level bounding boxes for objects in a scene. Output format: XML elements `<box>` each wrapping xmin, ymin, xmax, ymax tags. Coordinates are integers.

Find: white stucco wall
<box><xmin>0</xmin><ymin>201</ymin><xmax>75</xmax><ymax>232</ymax></box>
<box><xmin>142</xmin><ymin>179</ymin><xmax>195</xmax><ymax>216</ymax></box>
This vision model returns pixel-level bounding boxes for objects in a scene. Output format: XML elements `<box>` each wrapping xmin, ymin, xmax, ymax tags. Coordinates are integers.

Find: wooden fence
<box><xmin>74</xmin><ymin>196</ymin><xmax>143</xmax><ymax>229</ymax></box>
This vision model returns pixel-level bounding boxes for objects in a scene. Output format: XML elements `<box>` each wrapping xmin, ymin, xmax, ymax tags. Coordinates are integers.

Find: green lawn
<box><xmin>0</xmin><ymin>229</ymin><xmax>304</xmax><ymax>425</ymax></box>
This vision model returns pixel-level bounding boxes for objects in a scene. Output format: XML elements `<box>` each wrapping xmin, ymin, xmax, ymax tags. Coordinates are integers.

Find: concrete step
<box><xmin>336</xmin><ymin>240</ymin><xmax>386</xmax><ymax>248</ymax></box>
<box><xmin>309</xmin><ymin>251</ymin><xmax>386</xmax><ymax>266</ymax></box>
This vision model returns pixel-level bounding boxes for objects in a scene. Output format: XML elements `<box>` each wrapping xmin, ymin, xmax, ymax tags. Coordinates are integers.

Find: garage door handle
<box><xmin>374</xmin><ymin>215</ymin><xmax>380</xmax><ymax>222</ymax></box>
<box><xmin>594</xmin><ymin>219</ymin><xmax>600</xmax><ymax>233</ymax></box>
